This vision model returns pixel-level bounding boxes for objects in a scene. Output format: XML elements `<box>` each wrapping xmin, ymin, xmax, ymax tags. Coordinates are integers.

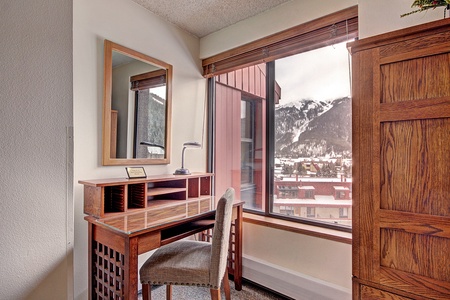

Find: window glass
<box><xmin>210</xmin><ymin>40</ymin><xmax>353</xmax><ymax>230</ymax></box>
<box><xmin>271</xmin><ymin>41</ymin><xmax>352</xmax><ymax>228</ymax></box>
<box><xmin>134</xmin><ymin>86</ymin><xmax>166</xmax><ymax>159</ymax></box>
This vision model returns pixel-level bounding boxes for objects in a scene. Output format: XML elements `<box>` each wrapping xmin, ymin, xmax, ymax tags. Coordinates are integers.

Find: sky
<box><xmin>275</xmin><ymin>41</ymin><xmax>352</xmax><ymax>105</ymax></box>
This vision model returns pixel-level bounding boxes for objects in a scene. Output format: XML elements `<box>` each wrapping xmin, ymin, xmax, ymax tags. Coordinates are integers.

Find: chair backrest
<box><xmin>209</xmin><ymin>187</ymin><xmax>235</xmax><ymax>288</ymax></box>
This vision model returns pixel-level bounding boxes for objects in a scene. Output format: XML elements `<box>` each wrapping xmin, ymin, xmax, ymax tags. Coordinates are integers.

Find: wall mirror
<box><xmin>102</xmin><ymin>40</ymin><xmax>172</xmax><ymax>165</ymax></box>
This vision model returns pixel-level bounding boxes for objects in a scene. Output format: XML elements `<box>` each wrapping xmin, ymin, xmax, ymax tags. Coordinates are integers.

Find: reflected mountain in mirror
<box><xmin>103</xmin><ymin>40</ymin><xmax>172</xmax><ymax>165</ymax></box>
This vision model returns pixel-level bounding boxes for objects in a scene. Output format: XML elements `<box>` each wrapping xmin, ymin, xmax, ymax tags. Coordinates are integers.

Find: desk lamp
<box><xmin>173</xmin><ymin>141</ymin><xmax>201</xmax><ymax>175</ymax></box>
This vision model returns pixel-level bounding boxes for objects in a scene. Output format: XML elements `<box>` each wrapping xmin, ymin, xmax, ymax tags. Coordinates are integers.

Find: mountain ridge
<box><xmin>275</xmin><ymin>97</ymin><xmax>351</xmax><ymax>158</ymax></box>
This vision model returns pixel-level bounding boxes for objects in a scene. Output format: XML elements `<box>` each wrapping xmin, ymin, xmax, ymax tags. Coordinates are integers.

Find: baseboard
<box><xmin>242</xmin><ymin>255</ymin><xmax>351</xmax><ymax>300</ymax></box>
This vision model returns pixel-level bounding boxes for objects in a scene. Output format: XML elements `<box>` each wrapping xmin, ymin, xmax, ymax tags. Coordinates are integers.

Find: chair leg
<box><xmin>223</xmin><ymin>270</ymin><xmax>231</xmax><ymax>300</ymax></box>
<box><xmin>166</xmin><ymin>284</ymin><xmax>172</xmax><ymax>300</ymax></box>
<box><xmin>142</xmin><ymin>283</ymin><xmax>151</xmax><ymax>300</ymax></box>
<box><xmin>210</xmin><ymin>288</ymin><xmax>221</xmax><ymax>300</ymax></box>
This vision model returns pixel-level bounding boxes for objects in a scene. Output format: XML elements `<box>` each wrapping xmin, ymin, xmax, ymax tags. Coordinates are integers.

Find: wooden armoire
<box><xmin>349</xmin><ymin>18</ymin><xmax>450</xmax><ymax>299</ymax></box>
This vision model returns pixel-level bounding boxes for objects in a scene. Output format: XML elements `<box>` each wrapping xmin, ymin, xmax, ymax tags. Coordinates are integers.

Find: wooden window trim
<box><xmin>202</xmin><ymin>5</ymin><xmax>358</xmax><ymax>78</ymax></box>
<box><xmin>244</xmin><ymin>213</ymin><xmax>352</xmax><ymax>244</ymax></box>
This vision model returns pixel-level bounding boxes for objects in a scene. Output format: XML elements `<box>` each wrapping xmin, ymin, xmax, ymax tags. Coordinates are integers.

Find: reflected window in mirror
<box><xmin>130</xmin><ymin>70</ymin><xmax>166</xmax><ymax>159</ymax></box>
<box><xmin>102</xmin><ymin>40</ymin><xmax>172</xmax><ymax>166</ymax></box>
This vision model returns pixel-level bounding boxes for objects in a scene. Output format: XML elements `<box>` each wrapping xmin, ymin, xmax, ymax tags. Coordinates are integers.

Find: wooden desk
<box><xmin>80</xmin><ymin>173</ymin><xmax>243</xmax><ymax>299</ymax></box>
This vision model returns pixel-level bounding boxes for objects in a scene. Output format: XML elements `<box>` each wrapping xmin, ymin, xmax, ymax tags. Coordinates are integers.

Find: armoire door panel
<box><xmin>380</xmin><ymin>118</ymin><xmax>450</xmax><ymax>215</ymax></box>
<box><xmin>380</xmin><ymin>229</ymin><xmax>450</xmax><ymax>281</ymax></box>
<box><xmin>380</xmin><ymin>53</ymin><xmax>450</xmax><ymax>103</ymax></box>
<box><xmin>380</xmin><ymin>267</ymin><xmax>450</xmax><ymax>299</ymax></box>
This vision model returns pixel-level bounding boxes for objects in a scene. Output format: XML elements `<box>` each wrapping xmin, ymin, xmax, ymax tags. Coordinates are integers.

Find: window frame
<box><xmin>265</xmin><ymin>60</ymin><xmax>352</xmax><ymax>233</ymax></box>
<box><xmin>204</xmin><ymin>6</ymin><xmax>357</xmax><ymax>233</ymax></box>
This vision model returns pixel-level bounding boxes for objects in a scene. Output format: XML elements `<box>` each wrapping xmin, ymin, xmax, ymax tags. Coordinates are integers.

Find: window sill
<box><xmin>243</xmin><ymin>213</ymin><xmax>352</xmax><ymax>244</ymax></box>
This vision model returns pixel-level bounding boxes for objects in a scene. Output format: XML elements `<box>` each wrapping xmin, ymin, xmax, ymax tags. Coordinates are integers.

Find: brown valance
<box><xmin>202</xmin><ymin>6</ymin><xmax>358</xmax><ymax>78</ymax></box>
<box><xmin>130</xmin><ymin>69</ymin><xmax>167</xmax><ymax>91</ymax></box>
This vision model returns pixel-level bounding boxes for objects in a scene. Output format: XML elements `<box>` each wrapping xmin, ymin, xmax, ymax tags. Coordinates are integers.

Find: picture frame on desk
<box><xmin>126</xmin><ymin>167</ymin><xmax>147</xmax><ymax>179</ymax></box>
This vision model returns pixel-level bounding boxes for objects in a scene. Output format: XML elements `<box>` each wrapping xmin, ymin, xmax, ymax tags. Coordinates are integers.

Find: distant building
<box><xmin>273</xmin><ymin>177</ymin><xmax>352</xmax><ymax>225</ymax></box>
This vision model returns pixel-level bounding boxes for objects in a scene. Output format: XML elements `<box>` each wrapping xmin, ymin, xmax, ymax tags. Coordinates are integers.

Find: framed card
<box><xmin>125</xmin><ymin>167</ymin><xmax>147</xmax><ymax>179</ymax></box>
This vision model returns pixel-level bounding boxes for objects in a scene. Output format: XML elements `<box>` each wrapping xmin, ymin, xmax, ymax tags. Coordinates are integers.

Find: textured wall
<box><xmin>0</xmin><ymin>0</ymin><xmax>73</xmax><ymax>299</ymax></box>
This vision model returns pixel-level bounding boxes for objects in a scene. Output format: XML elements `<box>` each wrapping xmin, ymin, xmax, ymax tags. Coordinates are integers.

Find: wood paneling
<box><xmin>380</xmin><ymin>229</ymin><xmax>450</xmax><ymax>282</ymax></box>
<box><xmin>350</xmin><ymin>18</ymin><xmax>450</xmax><ymax>299</ymax></box>
<box><xmin>380</xmin><ymin>119</ymin><xmax>450</xmax><ymax>215</ymax></box>
<box><xmin>381</xmin><ymin>53</ymin><xmax>450</xmax><ymax>103</ymax></box>
<box><xmin>361</xmin><ymin>285</ymin><xmax>413</xmax><ymax>300</ymax></box>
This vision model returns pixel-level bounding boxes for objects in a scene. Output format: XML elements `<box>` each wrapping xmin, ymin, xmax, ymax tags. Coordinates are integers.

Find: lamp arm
<box><xmin>181</xmin><ymin>146</ymin><xmax>187</xmax><ymax>169</ymax></box>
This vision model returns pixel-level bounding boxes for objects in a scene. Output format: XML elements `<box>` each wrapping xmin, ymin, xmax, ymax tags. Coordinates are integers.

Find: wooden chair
<box><xmin>139</xmin><ymin>188</ymin><xmax>235</xmax><ymax>300</ymax></box>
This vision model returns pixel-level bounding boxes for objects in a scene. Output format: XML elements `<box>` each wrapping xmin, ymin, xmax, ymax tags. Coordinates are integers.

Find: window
<box><xmin>339</xmin><ymin>207</ymin><xmax>349</xmax><ymax>218</ymax></box>
<box><xmin>205</xmin><ymin>7</ymin><xmax>357</xmax><ymax>232</ymax></box>
<box><xmin>241</xmin><ymin>99</ymin><xmax>255</xmax><ymax>186</ymax></box>
<box><xmin>212</xmin><ymin>65</ymin><xmax>266</xmax><ymax>211</ymax></box>
<box><xmin>130</xmin><ymin>70</ymin><xmax>167</xmax><ymax>159</ymax></box>
<box><xmin>240</xmin><ymin>96</ymin><xmax>264</xmax><ymax>210</ymax></box>
<box><xmin>270</xmin><ymin>41</ymin><xmax>353</xmax><ymax>229</ymax></box>
<box><xmin>307</xmin><ymin>207</ymin><xmax>316</xmax><ymax>218</ymax></box>
<box><xmin>134</xmin><ymin>87</ymin><xmax>166</xmax><ymax>159</ymax></box>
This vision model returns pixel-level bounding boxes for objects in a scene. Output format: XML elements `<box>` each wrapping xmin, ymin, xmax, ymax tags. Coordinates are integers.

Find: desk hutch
<box><xmin>80</xmin><ymin>172</ymin><xmax>243</xmax><ymax>299</ymax></box>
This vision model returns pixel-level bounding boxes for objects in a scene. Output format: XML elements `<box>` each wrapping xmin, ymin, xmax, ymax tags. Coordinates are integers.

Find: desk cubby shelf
<box><xmin>80</xmin><ymin>173</ymin><xmax>213</xmax><ymax>218</ymax></box>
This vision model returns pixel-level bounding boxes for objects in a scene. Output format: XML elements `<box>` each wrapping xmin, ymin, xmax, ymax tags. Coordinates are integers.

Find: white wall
<box><xmin>0</xmin><ymin>0</ymin><xmax>73</xmax><ymax>299</ymax></box>
<box><xmin>358</xmin><ymin>0</ymin><xmax>445</xmax><ymax>39</ymax></box>
<box><xmin>73</xmin><ymin>0</ymin><xmax>205</xmax><ymax>298</ymax></box>
<box><xmin>244</xmin><ymin>224</ymin><xmax>352</xmax><ymax>288</ymax></box>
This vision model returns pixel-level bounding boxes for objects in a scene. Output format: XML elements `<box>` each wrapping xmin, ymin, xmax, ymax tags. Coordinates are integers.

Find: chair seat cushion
<box><xmin>140</xmin><ymin>240</ymin><xmax>213</xmax><ymax>287</ymax></box>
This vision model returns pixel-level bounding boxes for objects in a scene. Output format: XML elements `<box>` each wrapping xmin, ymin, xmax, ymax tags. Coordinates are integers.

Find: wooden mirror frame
<box><xmin>102</xmin><ymin>40</ymin><xmax>172</xmax><ymax>165</ymax></box>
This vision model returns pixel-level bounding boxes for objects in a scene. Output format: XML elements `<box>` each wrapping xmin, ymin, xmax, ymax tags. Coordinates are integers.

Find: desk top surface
<box><xmin>85</xmin><ymin>198</ymin><xmax>243</xmax><ymax>235</ymax></box>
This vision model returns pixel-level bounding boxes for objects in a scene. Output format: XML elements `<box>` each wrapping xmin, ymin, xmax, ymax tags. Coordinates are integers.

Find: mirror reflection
<box><xmin>102</xmin><ymin>40</ymin><xmax>172</xmax><ymax>165</ymax></box>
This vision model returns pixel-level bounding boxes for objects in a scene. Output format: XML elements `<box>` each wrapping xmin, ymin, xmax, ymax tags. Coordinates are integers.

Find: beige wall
<box><xmin>73</xmin><ymin>0</ymin><xmax>205</xmax><ymax>298</ymax></box>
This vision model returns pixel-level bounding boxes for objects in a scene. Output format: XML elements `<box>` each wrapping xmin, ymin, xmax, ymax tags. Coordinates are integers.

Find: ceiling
<box><xmin>130</xmin><ymin>0</ymin><xmax>292</xmax><ymax>38</ymax></box>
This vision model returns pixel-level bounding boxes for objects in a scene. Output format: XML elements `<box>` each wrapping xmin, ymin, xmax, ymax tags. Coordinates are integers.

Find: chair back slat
<box><xmin>209</xmin><ymin>188</ymin><xmax>235</xmax><ymax>287</ymax></box>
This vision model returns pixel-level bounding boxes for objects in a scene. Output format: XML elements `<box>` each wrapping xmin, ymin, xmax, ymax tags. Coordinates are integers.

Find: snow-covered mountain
<box><xmin>275</xmin><ymin>97</ymin><xmax>351</xmax><ymax>158</ymax></box>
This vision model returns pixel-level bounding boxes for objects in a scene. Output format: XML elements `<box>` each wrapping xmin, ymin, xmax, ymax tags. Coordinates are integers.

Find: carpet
<box><xmin>140</xmin><ymin>280</ymin><xmax>292</xmax><ymax>300</ymax></box>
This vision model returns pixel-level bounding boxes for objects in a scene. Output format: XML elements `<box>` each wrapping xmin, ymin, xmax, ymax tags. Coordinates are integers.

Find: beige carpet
<box><xmin>139</xmin><ymin>280</ymin><xmax>292</xmax><ymax>300</ymax></box>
